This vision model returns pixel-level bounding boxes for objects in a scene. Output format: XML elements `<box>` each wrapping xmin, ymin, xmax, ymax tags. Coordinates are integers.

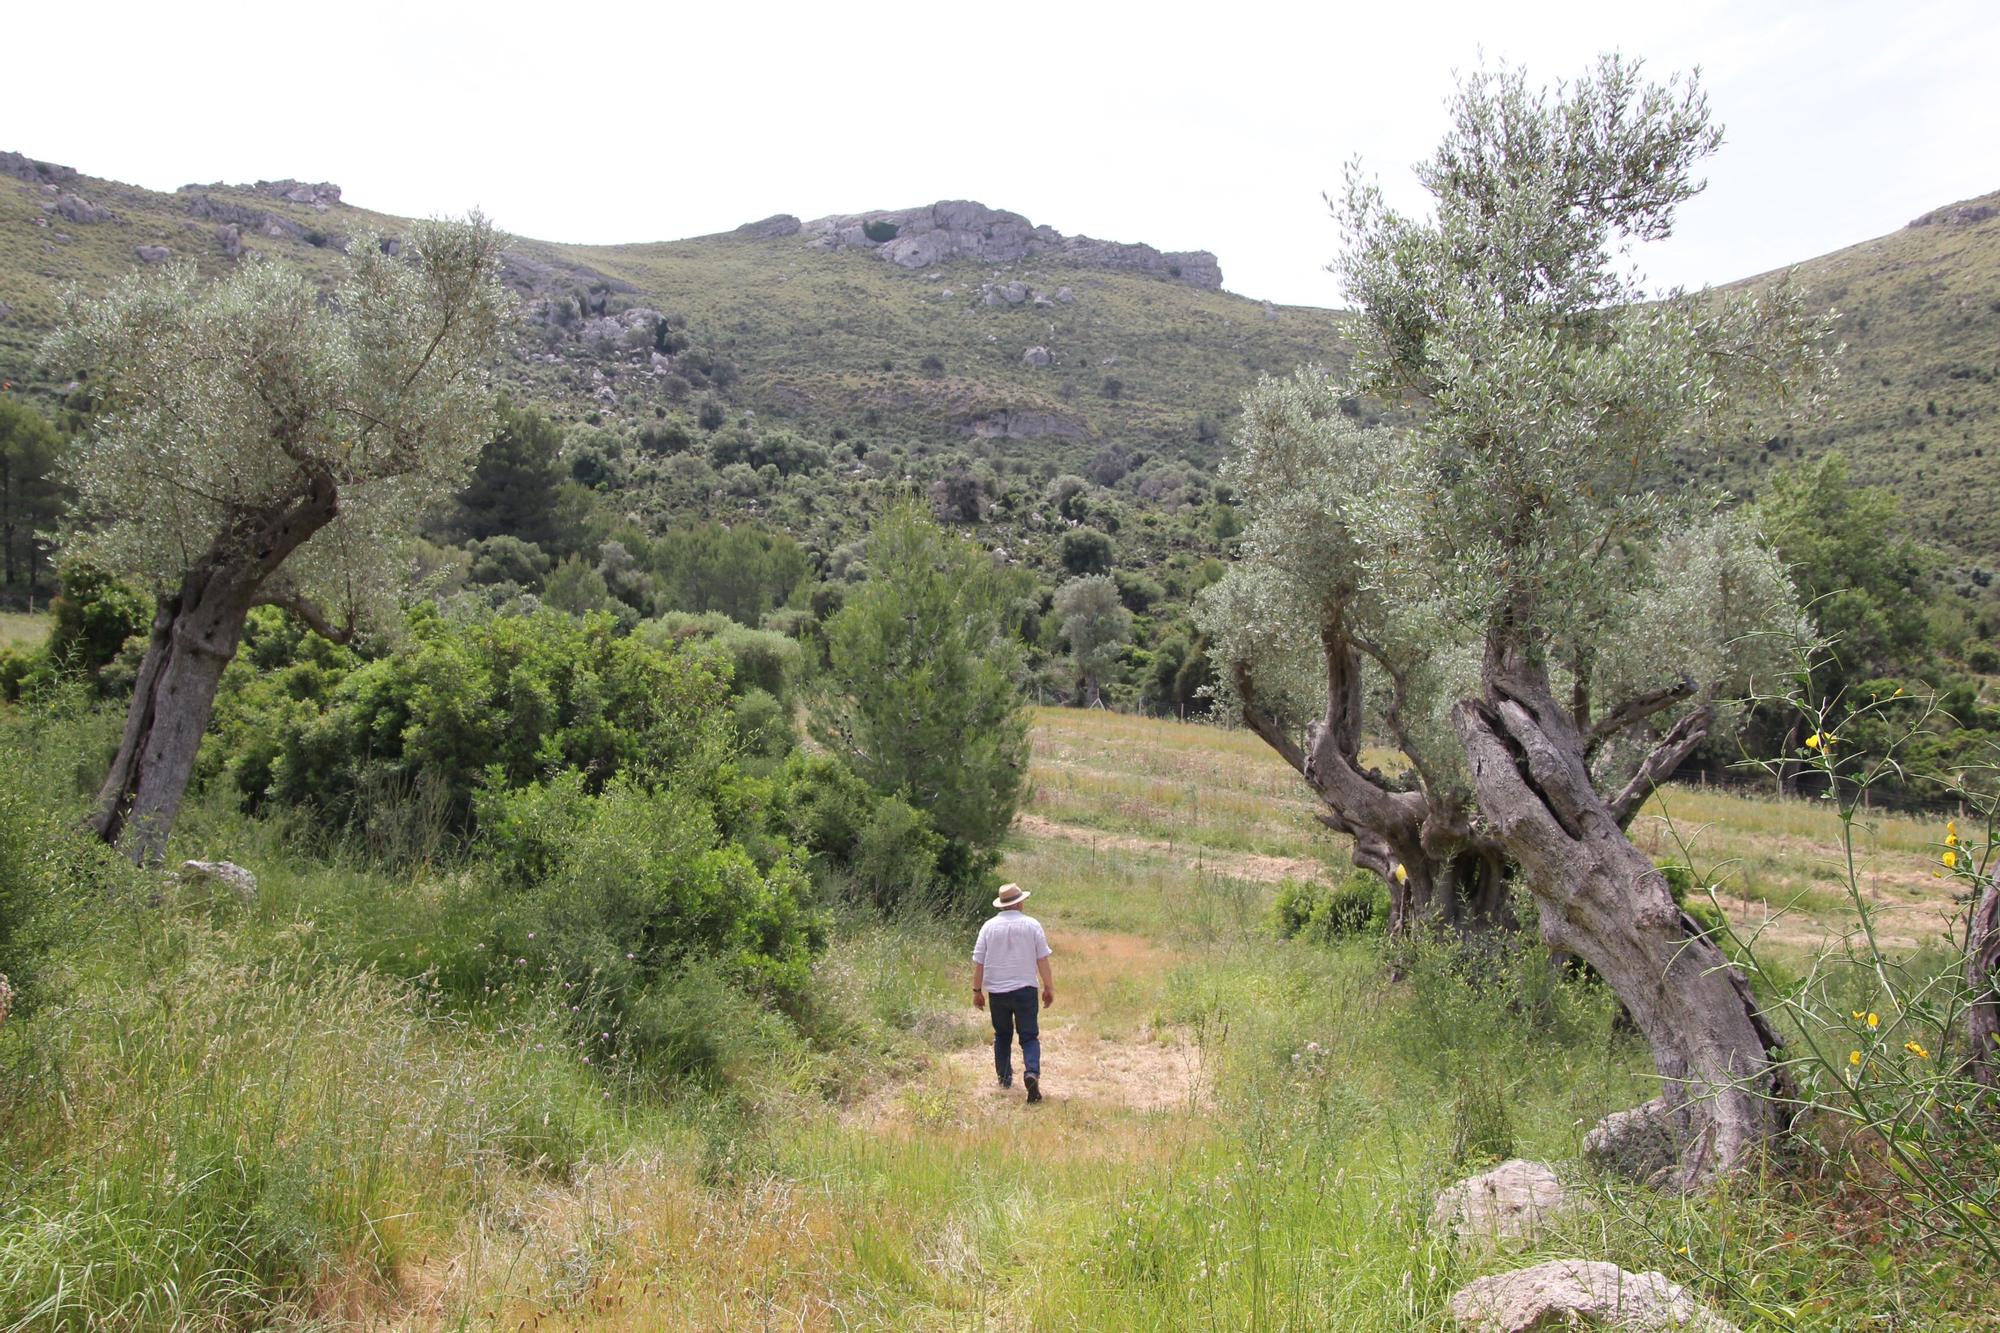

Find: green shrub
<box><xmin>772</xmin><ymin>753</ymin><xmax>948</xmax><ymax>911</ymax></box>
<box><xmin>45</xmin><ymin>561</ymin><xmax>150</xmax><ymax>692</ymax></box>
<box><xmin>211</xmin><ymin>608</ymin><xmax>730</xmax><ymax>842</ymax></box>
<box><xmin>1271</xmin><ymin>871</ymin><xmax>1389</xmax><ymax>944</ymax></box>
<box><xmin>472</xmin><ymin>775</ymin><xmax>827</xmax><ymax>1067</ymax></box>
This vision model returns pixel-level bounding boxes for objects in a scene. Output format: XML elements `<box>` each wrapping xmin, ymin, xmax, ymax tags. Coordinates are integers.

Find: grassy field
<box><xmin>0</xmin><ymin>612</ymin><xmax>48</xmax><ymax>651</ymax></box>
<box><xmin>0</xmin><ymin>706</ymin><xmax>1989</xmax><ymax>1329</ymax></box>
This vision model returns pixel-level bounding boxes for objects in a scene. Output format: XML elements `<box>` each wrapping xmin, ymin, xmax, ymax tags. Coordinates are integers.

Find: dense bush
<box><xmin>475</xmin><ymin>774</ymin><xmax>825</xmax><ymax>1005</ymax></box>
<box><xmin>773</xmin><ymin>753</ymin><xmax>947</xmax><ymax>911</ymax></box>
<box><xmin>1271</xmin><ymin>871</ymin><xmax>1390</xmax><ymax>944</ymax></box>
<box><xmin>211</xmin><ymin>607</ymin><xmax>730</xmax><ymax>840</ymax></box>
<box><xmin>45</xmin><ymin>560</ymin><xmax>151</xmax><ymax>691</ymax></box>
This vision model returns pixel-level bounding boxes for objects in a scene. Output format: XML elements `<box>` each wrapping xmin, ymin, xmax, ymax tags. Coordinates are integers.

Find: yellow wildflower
<box><xmin>1848</xmin><ymin>1049</ymin><xmax>1862</xmax><ymax>1066</ymax></box>
<box><xmin>1393</xmin><ymin>864</ymin><xmax>1408</xmax><ymax>885</ymax></box>
<box><xmin>1905</xmin><ymin>1040</ymin><xmax>1931</xmax><ymax>1060</ymax></box>
<box><xmin>1948</xmin><ymin>820</ymin><xmax>1958</xmax><ymax>837</ymax></box>
<box><xmin>1867</xmin><ymin>1012</ymin><xmax>1880</xmax><ymax>1030</ymax></box>
<box><xmin>1894</xmin><ymin>687</ymin><xmax>1905</xmax><ymax>696</ymax></box>
<box><xmin>1804</xmin><ymin>733</ymin><xmax>1823</xmax><ymax>751</ymax></box>
<box><xmin>1943</xmin><ymin>849</ymin><xmax>1958</xmax><ymax>870</ymax></box>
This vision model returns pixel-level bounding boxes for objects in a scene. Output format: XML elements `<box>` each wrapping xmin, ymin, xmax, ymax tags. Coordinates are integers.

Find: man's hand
<box><xmin>973</xmin><ymin>990</ymin><xmax>986</xmax><ymax>1010</ymax></box>
<box><xmin>1041</xmin><ymin>985</ymin><xmax>1055</xmax><ymax>1009</ymax></box>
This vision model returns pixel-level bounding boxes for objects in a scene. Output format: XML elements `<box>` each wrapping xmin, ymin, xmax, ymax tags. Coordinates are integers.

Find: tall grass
<box><xmin>4</xmin><ymin>704</ymin><xmax>1995</xmax><ymax>1327</ymax></box>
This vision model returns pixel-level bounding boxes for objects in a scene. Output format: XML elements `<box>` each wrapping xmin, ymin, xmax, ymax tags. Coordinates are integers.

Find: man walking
<box><xmin>972</xmin><ymin>882</ymin><xmax>1054</xmax><ymax>1103</ymax></box>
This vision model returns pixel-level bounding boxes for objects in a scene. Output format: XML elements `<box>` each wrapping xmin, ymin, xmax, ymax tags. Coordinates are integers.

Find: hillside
<box><xmin>1703</xmin><ymin>189</ymin><xmax>2000</xmax><ymax>560</ymax></box>
<box><xmin>3</xmin><ymin>149</ymin><xmax>1997</xmax><ymax>556</ymax></box>
<box><xmin>0</xmin><ymin>152</ymin><xmax>1347</xmax><ymax>474</ymax></box>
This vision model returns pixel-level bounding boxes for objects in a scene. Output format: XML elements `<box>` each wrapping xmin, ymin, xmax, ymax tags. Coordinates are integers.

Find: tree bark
<box><xmin>1455</xmin><ymin>656</ymin><xmax>1788</xmax><ymax>1184</ymax></box>
<box><xmin>87</xmin><ymin>474</ymin><xmax>339</xmax><ymax>863</ymax></box>
<box><xmin>1968</xmin><ymin>872</ymin><xmax>2000</xmax><ymax>1091</ymax></box>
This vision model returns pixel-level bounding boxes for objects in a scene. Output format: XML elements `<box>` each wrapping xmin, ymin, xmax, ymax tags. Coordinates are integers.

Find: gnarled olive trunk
<box><xmin>1455</xmin><ymin>658</ymin><xmax>1788</xmax><ymax>1184</ymax></box>
<box><xmin>88</xmin><ymin>475</ymin><xmax>339</xmax><ymax>864</ymax></box>
<box><xmin>1235</xmin><ymin>610</ymin><xmax>1514</xmax><ymax>940</ymax></box>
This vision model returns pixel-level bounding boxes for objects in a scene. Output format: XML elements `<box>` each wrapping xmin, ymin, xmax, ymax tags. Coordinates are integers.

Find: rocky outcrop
<box><xmin>1022</xmin><ymin>346</ymin><xmax>1053</xmax><ymax>367</ymax></box>
<box><xmin>1448</xmin><ymin>1260</ymin><xmax>1739</xmax><ymax>1332</ymax></box>
<box><xmin>1909</xmin><ymin>198</ymin><xmax>1998</xmax><ymax>228</ymax></box>
<box><xmin>133</xmin><ymin>245</ymin><xmax>173</xmax><ymax>264</ymax></box>
<box><xmin>803</xmin><ymin>200</ymin><xmax>1223</xmax><ymax>289</ymax></box>
<box><xmin>44</xmin><ymin>193</ymin><xmax>114</xmax><ymax>224</ymax></box>
<box><xmin>1431</xmin><ymin>1160</ymin><xmax>1575</xmax><ymax>1251</ymax></box>
<box><xmin>1</xmin><ymin>150</ymin><xmax>78</xmax><ymax>188</ymax></box>
<box><xmin>729</xmin><ymin>214</ymin><xmax>802</xmax><ymax>240</ymax></box>
<box><xmin>184</xmin><ymin>193</ymin><xmax>305</xmax><ymax>241</ymax></box>
<box><xmin>216</xmin><ymin>224</ymin><xmax>243</xmax><ymax>259</ymax></box>
<box><xmin>252</xmin><ymin>179</ymin><xmax>342</xmax><ymax>209</ymax></box>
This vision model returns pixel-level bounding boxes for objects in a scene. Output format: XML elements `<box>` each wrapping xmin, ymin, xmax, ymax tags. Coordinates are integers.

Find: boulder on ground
<box><xmin>133</xmin><ymin>245</ymin><xmax>173</xmax><ymax>264</ymax></box>
<box><xmin>731</xmin><ymin>213</ymin><xmax>802</xmax><ymax>240</ymax></box>
<box><xmin>1431</xmin><ymin>1159</ymin><xmax>1573</xmax><ymax>1250</ymax></box>
<box><xmin>1022</xmin><ymin>345</ymin><xmax>1053</xmax><ymax>367</ymax></box>
<box><xmin>1584</xmin><ymin>1096</ymin><xmax>1681</xmax><ymax>1183</ymax></box>
<box><xmin>46</xmin><ymin>192</ymin><xmax>114</xmax><ymax>224</ymax></box>
<box><xmin>216</xmin><ymin>223</ymin><xmax>242</xmax><ymax>259</ymax></box>
<box><xmin>1448</xmin><ymin>1260</ymin><xmax>1739</xmax><ymax>1332</ymax></box>
<box><xmin>179</xmin><ymin>860</ymin><xmax>258</xmax><ymax>905</ymax></box>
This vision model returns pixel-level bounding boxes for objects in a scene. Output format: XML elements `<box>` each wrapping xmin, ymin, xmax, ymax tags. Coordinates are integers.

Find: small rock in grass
<box><xmin>179</xmin><ymin>859</ymin><xmax>257</xmax><ymax>905</ymax></box>
<box><xmin>1431</xmin><ymin>1159</ymin><xmax>1574</xmax><ymax>1250</ymax></box>
<box><xmin>1448</xmin><ymin>1259</ymin><xmax>1739</xmax><ymax>1332</ymax></box>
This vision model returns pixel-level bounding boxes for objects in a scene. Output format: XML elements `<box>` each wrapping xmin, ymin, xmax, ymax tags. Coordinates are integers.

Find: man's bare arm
<box><xmin>972</xmin><ymin>961</ymin><xmax>986</xmax><ymax>1009</ymax></box>
<box><xmin>1037</xmin><ymin>955</ymin><xmax>1055</xmax><ymax>1009</ymax></box>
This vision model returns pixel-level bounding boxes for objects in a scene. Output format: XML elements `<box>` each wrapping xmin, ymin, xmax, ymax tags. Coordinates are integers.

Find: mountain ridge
<box><xmin>2</xmin><ymin>150</ymin><xmax>1996</xmax><ymax>567</ymax></box>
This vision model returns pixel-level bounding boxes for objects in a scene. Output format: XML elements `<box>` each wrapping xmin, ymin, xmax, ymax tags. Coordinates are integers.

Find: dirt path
<box><xmin>853</xmin><ymin>1020</ymin><xmax>1210</xmax><ymax>1133</ymax></box>
<box><xmin>1014</xmin><ymin>813</ymin><xmax>1327</xmax><ymax>885</ymax></box>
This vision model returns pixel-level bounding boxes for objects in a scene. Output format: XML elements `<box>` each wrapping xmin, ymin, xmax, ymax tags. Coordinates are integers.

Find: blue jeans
<box><xmin>989</xmin><ymin>986</ymin><xmax>1040</xmax><ymax>1081</ymax></box>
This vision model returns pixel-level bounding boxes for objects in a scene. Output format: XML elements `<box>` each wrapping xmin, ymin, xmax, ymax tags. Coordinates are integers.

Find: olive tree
<box><xmin>1200</xmin><ymin>371</ymin><xmax>1806</xmax><ymax>938</ymax></box>
<box><xmin>1206</xmin><ymin>57</ymin><xmax>1830</xmax><ymax>1181</ymax></box>
<box><xmin>50</xmin><ymin>216</ymin><xmax>512</xmax><ymax>860</ymax></box>
<box><xmin>1053</xmin><ymin>573</ymin><xmax>1131</xmax><ymax>707</ymax></box>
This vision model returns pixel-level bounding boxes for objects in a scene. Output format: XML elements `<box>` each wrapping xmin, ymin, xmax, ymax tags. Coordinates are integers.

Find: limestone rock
<box><xmin>1431</xmin><ymin>1159</ymin><xmax>1572</xmax><ymax>1250</ymax></box>
<box><xmin>1909</xmin><ymin>200</ymin><xmax>1997</xmax><ymax>228</ymax></box>
<box><xmin>1022</xmin><ymin>345</ymin><xmax>1053</xmax><ymax>367</ymax></box>
<box><xmin>1053</xmin><ymin>286</ymin><xmax>1074</xmax><ymax>304</ymax></box>
<box><xmin>800</xmin><ymin>200</ymin><xmax>1224</xmax><ymax>288</ymax></box>
<box><xmin>184</xmin><ymin>194</ymin><xmax>304</xmax><ymax>242</ymax></box>
<box><xmin>731</xmin><ymin>213</ymin><xmax>802</xmax><ymax>240</ymax></box>
<box><xmin>133</xmin><ymin>245</ymin><xmax>173</xmax><ymax>264</ymax></box>
<box><xmin>1584</xmin><ymin>1097</ymin><xmax>1681</xmax><ymax>1183</ymax></box>
<box><xmin>0</xmin><ymin>150</ymin><xmax>78</xmax><ymax>188</ymax></box>
<box><xmin>180</xmin><ymin>860</ymin><xmax>258</xmax><ymax>905</ymax></box>
<box><xmin>44</xmin><ymin>192</ymin><xmax>114</xmax><ymax>224</ymax></box>
<box><xmin>1448</xmin><ymin>1260</ymin><xmax>1739</xmax><ymax>1332</ymax></box>
<box><xmin>216</xmin><ymin>223</ymin><xmax>242</xmax><ymax>259</ymax></box>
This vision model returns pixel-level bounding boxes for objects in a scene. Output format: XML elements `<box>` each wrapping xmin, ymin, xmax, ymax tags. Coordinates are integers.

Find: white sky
<box><xmin>5</xmin><ymin>0</ymin><xmax>1995</xmax><ymax>307</ymax></box>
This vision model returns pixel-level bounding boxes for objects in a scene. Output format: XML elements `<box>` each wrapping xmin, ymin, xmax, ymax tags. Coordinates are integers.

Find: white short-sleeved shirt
<box><xmin>972</xmin><ymin>911</ymin><xmax>1052</xmax><ymax>993</ymax></box>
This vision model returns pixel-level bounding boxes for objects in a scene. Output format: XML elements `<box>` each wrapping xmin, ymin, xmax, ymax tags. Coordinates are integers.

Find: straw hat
<box><xmin>992</xmin><ymin>883</ymin><xmax>1030</xmax><ymax>909</ymax></box>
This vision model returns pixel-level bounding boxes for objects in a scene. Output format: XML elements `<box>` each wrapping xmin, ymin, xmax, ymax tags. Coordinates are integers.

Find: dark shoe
<box><xmin>997</xmin><ymin>1074</ymin><xmax>1012</xmax><ymax>1089</ymax></box>
<box><xmin>1024</xmin><ymin>1072</ymin><xmax>1041</xmax><ymax>1103</ymax></box>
